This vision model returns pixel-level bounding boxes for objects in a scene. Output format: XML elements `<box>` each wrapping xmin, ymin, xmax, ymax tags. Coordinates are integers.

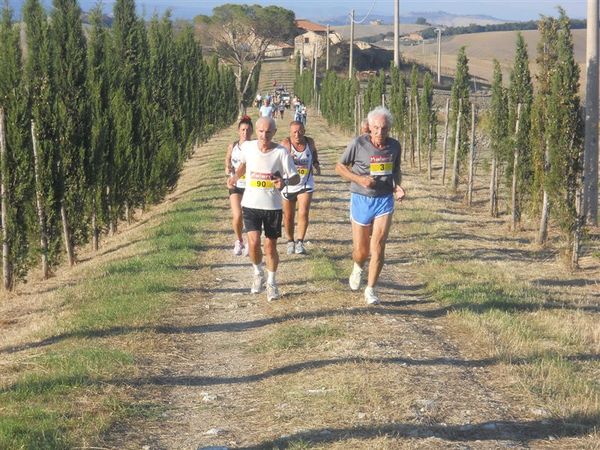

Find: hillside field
<box><xmin>402</xmin><ymin>29</ymin><xmax>588</xmax><ymax>92</ymax></box>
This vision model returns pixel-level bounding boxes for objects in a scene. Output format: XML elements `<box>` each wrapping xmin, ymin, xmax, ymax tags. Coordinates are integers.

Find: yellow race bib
<box><xmin>249</xmin><ymin>179</ymin><xmax>274</xmax><ymax>189</ymax></box>
<box><xmin>370</xmin><ymin>155</ymin><xmax>393</xmax><ymax>176</ymax></box>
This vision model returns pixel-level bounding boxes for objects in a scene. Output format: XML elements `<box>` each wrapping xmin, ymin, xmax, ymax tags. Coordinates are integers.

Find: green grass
<box><xmin>422</xmin><ymin>259</ymin><xmax>600</xmax><ymax>420</ymax></box>
<box><xmin>0</xmin><ymin>189</ymin><xmax>219</xmax><ymax>448</ymax></box>
<box><xmin>254</xmin><ymin>323</ymin><xmax>344</xmax><ymax>352</ymax></box>
<box><xmin>309</xmin><ymin>249</ymin><xmax>339</xmax><ymax>282</ymax></box>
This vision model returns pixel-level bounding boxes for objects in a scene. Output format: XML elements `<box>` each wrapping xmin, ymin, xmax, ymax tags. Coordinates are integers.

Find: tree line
<box><xmin>419</xmin><ymin>18</ymin><xmax>586</xmax><ymax>40</ymax></box>
<box><xmin>0</xmin><ymin>0</ymin><xmax>241</xmax><ymax>289</ymax></box>
<box><xmin>307</xmin><ymin>9</ymin><xmax>587</xmax><ymax>266</ymax></box>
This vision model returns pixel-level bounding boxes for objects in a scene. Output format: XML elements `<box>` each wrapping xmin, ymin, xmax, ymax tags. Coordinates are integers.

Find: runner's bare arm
<box><xmin>308</xmin><ymin>138</ymin><xmax>321</xmax><ymax>176</ymax></box>
<box><xmin>227</xmin><ymin>162</ymin><xmax>246</xmax><ymax>189</ymax></box>
<box><xmin>224</xmin><ymin>143</ymin><xmax>234</xmax><ymax>175</ymax></box>
<box><xmin>335</xmin><ymin>162</ymin><xmax>375</xmax><ymax>188</ymax></box>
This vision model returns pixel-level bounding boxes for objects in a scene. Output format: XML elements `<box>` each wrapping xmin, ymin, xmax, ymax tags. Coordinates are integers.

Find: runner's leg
<box><xmin>264</xmin><ymin>237</ymin><xmax>279</xmax><ymax>273</ymax></box>
<box><xmin>366</xmin><ymin>213</ymin><xmax>393</xmax><ymax>288</ymax></box>
<box><xmin>351</xmin><ymin>220</ymin><xmax>371</xmax><ymax>267</ymax></box>
<box><xmin>296</xmin><ymin>191</ymin><xmax>313</xmax><ymax>241</ymax></box>
<box><xmin>229</xmin><ymin>193</ymin><xmax>243</xmax><ymax>242</ymax></box>
<box><xmin>247</xmin><ymin>231</ymin><xmax>262</xmax><ymax>265</ymax></box>
<box><xmin>283</xmin><ymin>198</ymin><xmax>296</xmax><ymax>243</ymax></box>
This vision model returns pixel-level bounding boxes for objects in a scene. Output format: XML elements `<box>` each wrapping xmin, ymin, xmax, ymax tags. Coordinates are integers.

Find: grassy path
<box><xmin>98</xmin><ymin>111</ymin><xmax>598</xmax><ymax>449</ymax></box>
<box><xmin>1</xmin><ymin>109</ymin><xmax>597</xmax><ymax>449</ymax></box>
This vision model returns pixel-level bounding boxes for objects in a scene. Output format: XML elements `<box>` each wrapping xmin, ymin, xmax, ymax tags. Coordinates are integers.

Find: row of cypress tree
<box><xmin>0</xmin><ymin>0</ymin><xmax>240</xmax><ymax>288</ymax></box>
<box><xmin>309</xmin><ymin>9</ymin><xmax>584</xmax><ymax>262</ymax></box>
<box><xmin>487</xmin><ymin>10</ymin><xmax>583</xmax><ymax>253</ymax></box>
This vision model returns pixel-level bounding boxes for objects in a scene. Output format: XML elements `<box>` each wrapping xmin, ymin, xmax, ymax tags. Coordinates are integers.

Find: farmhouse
<box><xmin>294</xmin><ymin>19</ymin><xmax>342</xmax><ymax>60</ymax></box>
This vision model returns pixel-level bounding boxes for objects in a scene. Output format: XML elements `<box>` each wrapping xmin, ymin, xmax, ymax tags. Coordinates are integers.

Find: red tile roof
<box><xmin>295</xmin><ymin>19</ymin><xmax>327</xmax><ymax>32</ymax></box>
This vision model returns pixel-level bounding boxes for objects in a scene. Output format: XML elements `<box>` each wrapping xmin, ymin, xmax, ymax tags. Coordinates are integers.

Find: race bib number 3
<box><xmin>249</xmin><ymin>171</ymin><xmax>274</xmax><ymax>189</ymax></box>
<box><xmin>370</xmin><ymin>155</ymin><xmax>393</xmax><ymax>176</ymax></box>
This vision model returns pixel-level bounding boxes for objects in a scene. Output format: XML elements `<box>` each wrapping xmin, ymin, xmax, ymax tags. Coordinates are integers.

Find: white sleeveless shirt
<box><xmin>287</xmin><ymin>140</ymin><xmax>315</xmax><ymax>193</ymax></box>
<box><xmin>230</xmin><ymin>142</ymin><xmax>246</xmax><ymax>189</ymax></box>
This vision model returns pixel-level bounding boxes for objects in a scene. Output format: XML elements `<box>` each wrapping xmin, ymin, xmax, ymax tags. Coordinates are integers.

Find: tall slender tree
<box><xmin>50</xmin><ymin>0</ymin><xmax>89</xmax><ymax>265</ymax></box>
<box><xmin>545</xmin><ymin>10</ymin><xmax>583</xmax><ymax>255</ymax></box>
<box><xmin>489</xmin><ymin>60</ymin><xmax>509</xmax><ymax>217</ymax></box>
<box><xmin>110</xmin><ymin>0</ymin><xmax>144</xmax><ymax>226</ymax></box>
<box><xmin>450</xmin><ymin>46</ymin><xmax>471</xmax><ymax>190</ymax></box>
<box><xmin>24</xmin><ymin>0</ymin><xmax>61</xmax><ymax>269</ymax></box>
<box><xmin>531</xmin><ymin>16</ymin><xmax>559</xmax><ymax>244</ymax></box>
<box><xmin>420</xmin><ymin>72</ymin><xmax>435</xmax><ymax>180</ymax></box>
<box><xmin>508</xmin><ymin>33</ymin><xmax>533</xmax><ymax>228</ymax></box>
<box><xmin>86</xmin><ymin>5</ymin><xmax>112</xmax><ymax>250</ymax></box>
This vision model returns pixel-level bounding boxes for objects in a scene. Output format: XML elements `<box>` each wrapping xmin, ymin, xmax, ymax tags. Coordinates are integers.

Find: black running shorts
<box><xmin>228</xmin><ymin>186</ymin><xmax>245</xmax><ymax>196</ymax></box>
<box><xmin>282</xmin><ymin>187</ymin><xmax>313</xmax><ymax>202</ymax></box>
<box><xmin>242</xmin><ymin>207</ymin><xmax>282</xmax><ymax>239</ymax></box>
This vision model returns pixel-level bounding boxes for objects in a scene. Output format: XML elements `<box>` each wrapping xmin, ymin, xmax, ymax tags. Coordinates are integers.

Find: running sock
<box><xmin>267</xmin><ymin>270</ymin><xmax>276</xmax><ymax>284</ymax></box>
<box><xmin>252</xmin><ymin>263</ymin><xmax>263</xmax><ymax>275</ymax></box>
<box><xmin>354</xmin><ymin>262</ymin><xmax>364</xmax><ymax>272</ymax></box>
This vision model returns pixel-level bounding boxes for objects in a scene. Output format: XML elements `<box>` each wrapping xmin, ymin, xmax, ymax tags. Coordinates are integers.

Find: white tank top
<box><xmin>230</xmin><ymin>142</ymin><xmax>246</xmax><ymax>188</ymax></box>
<box><xmin>287</xmin><ymin>140</ymin><xmax>314</xmax><ymax>193</ymax></box>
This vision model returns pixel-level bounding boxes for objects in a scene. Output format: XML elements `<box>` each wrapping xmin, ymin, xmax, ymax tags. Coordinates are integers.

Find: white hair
<box><xmin>257</xmin><ymin>116</ymin><xmax>277</xmax><ymax>132</ymax></box>
<box><xmin>367</xmin><ymin>106</ymin><xmax>393</xmax><ymax>127</ymax></box>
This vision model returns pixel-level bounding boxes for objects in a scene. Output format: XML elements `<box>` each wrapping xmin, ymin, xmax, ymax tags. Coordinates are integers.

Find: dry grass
<box><xmin>1</xmin><ymin>106</ymin><xmax>599</xmax><ymax>448</ymax></box>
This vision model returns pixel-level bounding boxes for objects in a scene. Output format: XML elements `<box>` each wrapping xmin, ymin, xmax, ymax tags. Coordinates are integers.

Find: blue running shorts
<box><xmin>350</xmin><ymin>193</ymin><xmax>394</xmax><ymax>226</ymax></box>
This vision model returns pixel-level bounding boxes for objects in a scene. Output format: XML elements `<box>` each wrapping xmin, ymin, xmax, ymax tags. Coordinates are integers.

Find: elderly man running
<box><xmin>280</xmin><ymin>121</ymin><xmax>321</xmax><ymax>255</ymax></box>
<box><xmin>228</xmin><ymin>117</ymin><xmax>299</xmax><ymax>301</ymax></box>
<box><xmin>335</xmin><ymin>107</ymin><xmax>405</xmax><ymax>305</ymax></box>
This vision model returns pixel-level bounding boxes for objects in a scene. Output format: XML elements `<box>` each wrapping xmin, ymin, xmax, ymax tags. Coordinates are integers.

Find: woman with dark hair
<box><xmin>225</xmin><ymin>115</ymin><xmax>253</xmax><ymax>255</ymax></box>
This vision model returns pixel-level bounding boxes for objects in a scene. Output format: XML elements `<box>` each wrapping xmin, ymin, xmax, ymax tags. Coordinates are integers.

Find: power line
<box><xmin>350</xmin><ymin>0</ymin><xmax>377</xmax><ymax>25</ymax></box>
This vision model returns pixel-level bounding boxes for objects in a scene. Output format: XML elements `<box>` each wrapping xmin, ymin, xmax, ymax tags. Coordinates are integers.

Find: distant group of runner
<box><xmin>224</xmin><ymin>105</ymin><xmax>404</xmax><ymax>304</ymax></box>
<box><xmin>256</xmin><ymin>91</ymin><xmax>307</xmax><ymax>126</ymax></box>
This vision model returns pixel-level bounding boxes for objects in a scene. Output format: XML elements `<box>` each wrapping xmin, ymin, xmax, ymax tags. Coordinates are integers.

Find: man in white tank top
<box><xmin>228</xmin><ymin>117</ymin><xmax>300</xmax><ymax>301</ymax></box>
<box><xmin>280</xmin><ymin>121</ymin><xmax>321</xmax><ymax>255</ymax></box>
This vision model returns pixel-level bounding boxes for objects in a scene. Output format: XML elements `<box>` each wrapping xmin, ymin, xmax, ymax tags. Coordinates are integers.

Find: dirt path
<box><xmin>94</xmin><ymin>110</ymin><xmax>596</xmax><ymax>449</ymax></box>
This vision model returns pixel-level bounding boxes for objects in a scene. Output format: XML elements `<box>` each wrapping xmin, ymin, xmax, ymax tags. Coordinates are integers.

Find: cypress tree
<box><xmin>507</xmin><ymin>33</ymin><xmax>533</xmax><ymax>227</ymax></box>
<box><xmin>450</xmin><ymin>46</ymin><xmax>471</xmax><ymax>190</ymax></box>
<box><xmin>420</xmin><ymin>72</ymin><xmax>435</xmax><ymax>180</ymax></box>
<box><xmin>0</xmin><ymin>3</ymin><xmax>34</xmax><ymax>285</ymax></box>
<box><xmin>86</xmin><ymin>5</ymin><xmax>111</xmax><ymax>250</ymax></box>
<box><xmin>489</xmin><ymin>59</ymin><xmax>509</xmax><ymax>217</ymax></box>
<box><xmin>531</xmin><ymin>16</ymin><xmax>559</xmax><ymax>243</ymax></box>
<box><xmin>545</xmin><ymin>10</ymin><xmax>583</xmax><ymax>250</ymax></box>
<box><xmin>23</xmin><ymin>0</ymin><xmax>62</xmax><ymax>269</ymax></box>
<box><xmin>111</xmin><ymin>0</ymin><xmax>144</xmax><ymax>226</ymax></box>
<box><xmin>409</xmin><ymin>64</ymin><xmax>419</xmax><ymax>167</ymax></box>
<box><xmin>50</xmin><ymin>0</ymin><xmax>89</xmax><ymax>265</ymax></box>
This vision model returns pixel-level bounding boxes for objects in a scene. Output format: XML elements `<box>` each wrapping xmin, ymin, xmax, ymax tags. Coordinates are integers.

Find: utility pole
<box><xmin>313</xmin><ymin>43</ymin><xmax>318</xmax><ymax>102</ymax></box>
<box><xmin>349</xmin><ymin>9</ymin><xmax>354</xmax><ymax>79</ymax></box>
<box><xmin>326</xmin><ymin>24</ymin><xmax>330</xmax><ymax>71</ymax></box>
<box><xmin>436</xmin><ymin>28</ymin><xmax>442</xmax><ymax>84</ymax></box>
<box><xmin>394</xmin><ymin>0</ymin><xmax>400</xmax><ymax>67</ymax></box>
<box><xmin>584</xmin><ymin>0</ymin><xmax>599</xmax><ymax>225</ymax></box>
<box><xmin>300</xmin><ymin>37</ymin><xmax>304</xmax><ymax>74</ymax></box>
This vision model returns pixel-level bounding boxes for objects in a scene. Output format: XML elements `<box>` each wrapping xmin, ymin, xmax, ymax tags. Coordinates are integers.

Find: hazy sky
<box><xmin>8</xmin><ymin>0</ymin><xmax>588</xmax><ymax>21</ymax></box>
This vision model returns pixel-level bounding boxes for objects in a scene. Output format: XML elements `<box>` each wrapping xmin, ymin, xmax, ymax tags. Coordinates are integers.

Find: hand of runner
<box><xmin>272</xmin><ymin>175</ymin><xmax>284</xmax><ymax>190</ymax></box>
<box><xmin>395</xmin><ymin>185</ymin><xmax>405</xmax><ymax>202</ymax></box>
<box><xmin>360</xmin><ymin>175</ymin><xmax>376</xmax><ymax>189</ymax></box>
<box><xmin>227</xmin><ymin>175</ymin><xmax>237</xmax><ymax>189</ymax></box>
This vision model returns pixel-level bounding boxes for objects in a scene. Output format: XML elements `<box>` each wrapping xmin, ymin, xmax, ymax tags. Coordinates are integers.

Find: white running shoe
<box><xmin>233</xmin><ymin>240</ymin><xmax>243</xmax><ymax>256</ymax></box>
<box><xmin>251</xmin><ymin>272</ymin><xmax>264</xmax><ymax>294</ymax></box>
<box><xmin>349</xmin><ymin>265</ymin><xmax>363</xmax><ymax>291</ymax></box>
<box><xmin>295</xmin><ymin>240</ymin><xmax>306</xmax><ymax>254</ymax></box>
<box><xmin>364</xmin><ymin>287</ymin><xmax>380</xmax><ymax>305</ymax></box>
<box><xmin>266</xmin><ymin>282</ymin><xmax>280</xmax><ymax>301</ymax></box>
<box><xmin>286</xmin><ymin>241</ymin><xmax>295</xmax><ymax>255</ymax></box>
